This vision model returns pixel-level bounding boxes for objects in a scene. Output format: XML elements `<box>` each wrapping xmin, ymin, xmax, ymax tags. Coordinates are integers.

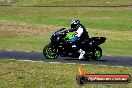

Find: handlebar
<box><xmin>56</xmin><ymin>28</ymin><xmax>67</xmax><ymax>35</ymax></box>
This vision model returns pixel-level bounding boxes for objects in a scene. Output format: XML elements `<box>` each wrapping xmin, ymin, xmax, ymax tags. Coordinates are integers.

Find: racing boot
<box><xmin>78</xmin><ymin>49</ymin><xmax>85</xmax><ymax>59</ymax></box>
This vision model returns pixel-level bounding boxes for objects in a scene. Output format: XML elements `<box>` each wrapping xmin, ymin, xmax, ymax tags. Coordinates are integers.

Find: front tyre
<box><xmin>43</xmin><ymin>43</ymin><xmax>58</xmax><ymax>59</ymax></box>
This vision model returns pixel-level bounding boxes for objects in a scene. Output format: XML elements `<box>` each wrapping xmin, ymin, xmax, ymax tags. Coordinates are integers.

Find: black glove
<box><xmin>64</xmin><ymin>30</ymin><xmax>68</xmax><ymax>33</ymax></box>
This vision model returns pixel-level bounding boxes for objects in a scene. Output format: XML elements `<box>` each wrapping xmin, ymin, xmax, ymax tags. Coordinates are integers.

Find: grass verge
<box><xmin>1</xmin><ymin>0</ymin><xmax>132</xmax><ymax>6</ymax></box>
<box><xmin>0</xmin><ymin>7</ymin><xmax>132</xmax><ymax>31</ymax></box>
<box><xmin>0</xmin><ymin>59</ymin><xmax>131</xmax><ymax>88</ymax></box>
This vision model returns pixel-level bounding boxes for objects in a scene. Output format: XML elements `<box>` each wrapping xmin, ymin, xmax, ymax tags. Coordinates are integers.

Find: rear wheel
<box><xmin>43</xmin><ymin>43</ymin><xmax>58</xmax><ymax>59</ymax></box>
<box><xmin>93</xmin><ymin>46</ymin><xmax>102</xmax><ymax>60</ymax></box>
<box><xmin>84</xmin><ymin>46</ymin><xmax>102</xmax><ymax>61</ymax></box>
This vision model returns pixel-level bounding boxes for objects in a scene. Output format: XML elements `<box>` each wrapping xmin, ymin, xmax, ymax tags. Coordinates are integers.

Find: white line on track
<box><xmin>17</xmin><ymin>59</ymin><xmax>129</xmax><ymax>68</ymax></box>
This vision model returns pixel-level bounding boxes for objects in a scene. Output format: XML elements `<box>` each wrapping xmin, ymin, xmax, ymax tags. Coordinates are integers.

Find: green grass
<box><xmin>0</xmin><ymin>7</ymin><xmax>132</xmax><ymax>31</ymax></box>
<box><xmin>1</xmin><ymin>0</ymin><xmax>132</xmax><ymax>6</ymax></box>
<box><xmin>0</xmin><ymin>1</ymin><xmax>131</xmax><ymax>87</ymax></box>
<box><xmin>0</xmin><ymin>35</ymin><xmax>48</xmax><ymax>51</ymax></box>
<box><xmin>0</xmin><ymin>59</ymin><xmax>132</xmax><ymax>88</ymax></box>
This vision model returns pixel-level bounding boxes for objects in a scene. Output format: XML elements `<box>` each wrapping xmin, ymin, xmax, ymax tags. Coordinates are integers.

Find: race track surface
<box><xmin>0</xmin><ymin>50</ymin><xmax>132</xmax><ymax>67</ymax></box>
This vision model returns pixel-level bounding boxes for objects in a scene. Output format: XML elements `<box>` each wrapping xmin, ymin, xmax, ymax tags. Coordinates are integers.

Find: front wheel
<box><xmin>43</xmin><ymin>43</ymin><xmax>58</xmax><ymax>59</ymax></box>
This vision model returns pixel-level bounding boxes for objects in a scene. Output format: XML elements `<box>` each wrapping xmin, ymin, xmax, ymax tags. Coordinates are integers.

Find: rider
<box><xmin>65</xmin><ymin>19</ymin><xmax>89</xmax><ymax>59</ymax></box>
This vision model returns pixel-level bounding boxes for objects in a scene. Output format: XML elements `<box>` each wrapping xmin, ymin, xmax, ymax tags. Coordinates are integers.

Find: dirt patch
<box><xmin>0</xmin><ymin>0</ymin><xmax>14</xmax><ymax>3</ymax></box>
<box><xmin>0</xmin><ymin>21</ymin><xmax>57</xmax><ymax>36</ymax></box>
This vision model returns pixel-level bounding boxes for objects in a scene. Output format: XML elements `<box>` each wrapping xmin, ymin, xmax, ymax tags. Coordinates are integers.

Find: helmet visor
<box><xmin>71</xmin><ymin>24</ymin><xmax>77</xmax><ymax>29</ymax></box>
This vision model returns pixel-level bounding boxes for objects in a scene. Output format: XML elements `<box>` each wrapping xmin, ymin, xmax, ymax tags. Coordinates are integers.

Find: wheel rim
<box><xmin>95</xmin><ymin>50</ymin><xmax>101</xmax><ymax>60</ymax></box>
<box><xmin>44</xmin><ymin>46</ymin><xmax>58</xmax><ymax>59</ymax></box>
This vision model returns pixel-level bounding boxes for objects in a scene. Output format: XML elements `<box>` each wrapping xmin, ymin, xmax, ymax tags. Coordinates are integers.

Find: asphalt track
<box><xmin>0</xmin><ymin>50</ymin><xmax>132</xmax><ymax>67</ymax></box>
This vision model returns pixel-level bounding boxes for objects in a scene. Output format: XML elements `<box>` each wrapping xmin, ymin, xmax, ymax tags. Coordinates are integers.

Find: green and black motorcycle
<box><xmin>43</xmin><ymin>28</ymin><xmax>106</xmax><ymax>60</ymax></box>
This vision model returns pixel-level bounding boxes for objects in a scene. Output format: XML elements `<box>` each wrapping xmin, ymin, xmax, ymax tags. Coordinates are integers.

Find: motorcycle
<box><xmin>43</xmin><ymin>28</ymin><xmax>106</xmax><ymax>60</ymax></box>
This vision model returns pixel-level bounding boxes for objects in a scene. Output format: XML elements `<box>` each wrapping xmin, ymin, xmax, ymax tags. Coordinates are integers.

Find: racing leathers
<box><xmin>67</xmin><ymin>24</ymin><xmax>89</xmax><ymax>59</ymax></box>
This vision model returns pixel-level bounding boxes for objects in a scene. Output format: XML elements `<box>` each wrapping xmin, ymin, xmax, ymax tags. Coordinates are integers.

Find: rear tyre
<box><xmin>93</xmin><ymin>46</ymin><xmax>102</xmax><ymax>60</ymax></box>
<box><xmin>84</xmin><ymin>51</ymin><xmax>93</xmax><ymax>61</ymax></box>
<box><xmin>43</xmin><ymin>43</ymin><xmax>58</xmax><ymax>59</ymax></box>
<box><xmin>84</xmin><ymin>46</ymin><xmax>102</xmax><ymax>61</ymax></box>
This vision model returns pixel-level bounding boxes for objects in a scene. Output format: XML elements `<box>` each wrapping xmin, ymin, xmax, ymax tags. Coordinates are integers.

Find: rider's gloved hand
<box><xmin>64</xmin><ymin>30</ymin><xmax>69</xmax><ymax>33</ymax></box>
